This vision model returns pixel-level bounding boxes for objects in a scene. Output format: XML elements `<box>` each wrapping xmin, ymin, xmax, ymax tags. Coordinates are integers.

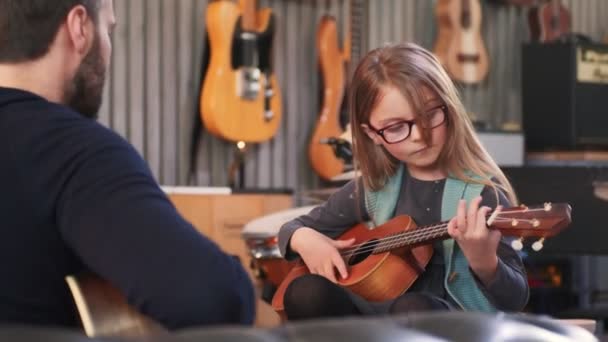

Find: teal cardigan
<box><xmin>364</xmin><ymin>165</ymin><xmax>496</xmax><ymax>312</ymax></box>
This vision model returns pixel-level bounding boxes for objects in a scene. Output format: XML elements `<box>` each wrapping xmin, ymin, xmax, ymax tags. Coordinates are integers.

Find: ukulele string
<box><xmin>338</xmin><ymin>221</ymin><xmax>448</xmax><ymax>255</ymax></box>
<box><xmin>339</xmin><ymin>223</ymin><xmax>449</xmax><ymax>258</ymax></box>
<box><xmin>338</xmin><ymin>208</ymin><xmax>546</xmax><ymax>258</ymax></box>
<box><xmin>338</xmin><ymin>206</ymin><xmax>546</xmax><ymax>254</ymax></box>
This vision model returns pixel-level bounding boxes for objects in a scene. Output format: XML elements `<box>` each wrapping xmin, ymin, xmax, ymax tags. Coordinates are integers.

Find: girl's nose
<box><xmin>409</xmin><ymin>123</ymin><xmax>423</xmax><ymax>141</ymax></box>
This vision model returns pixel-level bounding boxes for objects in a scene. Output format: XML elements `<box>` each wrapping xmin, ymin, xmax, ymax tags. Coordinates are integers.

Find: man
<box><xmin>0</xmin><ymin>0</ymin><xmax>254</xmax><ymax>330</ymax></box>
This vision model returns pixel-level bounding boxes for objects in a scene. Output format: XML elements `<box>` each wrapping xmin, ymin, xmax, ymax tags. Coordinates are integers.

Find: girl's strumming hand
<box><xmin>290</xmin><ymin>227</ymin><xmax>356</xmax><ymax>283</ymax></box>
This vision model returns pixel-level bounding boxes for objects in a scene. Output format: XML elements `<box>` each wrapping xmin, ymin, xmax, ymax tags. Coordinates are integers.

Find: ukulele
<box><xmin>434</xmin><ymin>0</ymin><xmax>490</xmax><ymax>84</ymax></box>
<box><xmin>308</xmin><ymin>0</ymin><xmax>365</xmax><ymax>181</ymax></box>
<box><xmin>201</xmin><ymin>0</ymin><xmax>282</xmax><ymax>143</ymax></box>
<box><xmin>271</xmin><ymin>203</ymin><xmax>572</xmax><ymax>317</ymax></box>
<box><xmin>530</xmin><ymin>0</ymin><xmax>571</xmax><ymax>43</ymax></box>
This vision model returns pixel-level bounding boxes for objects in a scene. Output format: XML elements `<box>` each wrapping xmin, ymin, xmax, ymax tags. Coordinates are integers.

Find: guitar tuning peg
<box><xmin>532</xmin><ymin>238</ymin><xmax>545</xmax><ymax>251</ymax></box>
<box><xmin>511</xmin><ymin>238</ymin><xmax>524</xmax><ymax>251</ymax></box>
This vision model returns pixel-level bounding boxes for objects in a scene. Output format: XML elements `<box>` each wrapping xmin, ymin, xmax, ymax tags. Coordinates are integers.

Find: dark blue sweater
<box><xmin>0</xmin><ymin>87</ymin><xmax>255</xmax><ymax>329</ymax></box>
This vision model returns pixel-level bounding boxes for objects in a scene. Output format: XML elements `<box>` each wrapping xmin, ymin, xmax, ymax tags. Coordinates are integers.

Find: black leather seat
<box><xmin>0</xmin><ymin>325</ymin><xmax>107</xmax><ymax>342</ymax></box>
<box><xmin>395</xmin><ymin>312</ymin><xmax>597</xmax><ymax>342</ymax></box>
<box><xmin>175</xmin><ymin>318</ymin><xmax>443</xmax><ymax>342</ymax></box>
<box><xmin>0</xmin><ymin>312</ymin><xmax>599</xmax><ymax>342</ymax></box>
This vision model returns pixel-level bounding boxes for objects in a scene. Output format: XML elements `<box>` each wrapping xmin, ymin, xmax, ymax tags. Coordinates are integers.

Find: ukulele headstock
<box><xmin>488</xmin><ymin>202</ymin><xmax>572</xmax><ymax>252</ymax></box>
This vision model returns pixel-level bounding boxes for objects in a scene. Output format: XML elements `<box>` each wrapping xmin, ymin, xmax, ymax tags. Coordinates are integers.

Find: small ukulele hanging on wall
<box><xmin>434</xmin><ymin>0</ymin><xmax>490</xmax><ymax>84</ymax></box>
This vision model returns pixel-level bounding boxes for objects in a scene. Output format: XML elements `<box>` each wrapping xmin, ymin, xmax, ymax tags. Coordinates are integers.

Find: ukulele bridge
<box><xmin>457</xmin><ymin>53</ymin><xmax>480</xmax><ymax>63</ymax></box>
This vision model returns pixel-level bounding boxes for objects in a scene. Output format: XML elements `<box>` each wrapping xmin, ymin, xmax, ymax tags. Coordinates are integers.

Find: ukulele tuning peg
<box><xmin>544</xmin><ymin>203</ymin><xmax>552</xmax><ymax>211</ymax></box>
<box><xmin>532</xmin><ymin>238</ymin><xmax>545</xmax><ymax>252</ymax></box>
<box><xmin>532</xmin><ymin>219</ymin><xmax>540</xmax><ymax>228</ymax></box>
<box><xmin>511</xmin><ymin>238</ymin><xmax>524</xmax><ymax>251</ymax></box>
<box><xmin>511</xmin><ymin>219</ymin><xmax>519</xmax><ymax>227</ymax></box>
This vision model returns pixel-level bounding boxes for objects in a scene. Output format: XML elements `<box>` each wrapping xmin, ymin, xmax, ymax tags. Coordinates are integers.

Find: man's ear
<box><xmin>65</xmin><ymin>5</ymin><xmax>95</xmax><ymax>55</ymax></box>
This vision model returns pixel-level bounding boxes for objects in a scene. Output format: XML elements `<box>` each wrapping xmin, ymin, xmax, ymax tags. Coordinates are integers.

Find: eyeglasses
<box><xmin>365</xmin><ymin>105</ymin><xmax>447</xmax><ymax>144</ymax></box>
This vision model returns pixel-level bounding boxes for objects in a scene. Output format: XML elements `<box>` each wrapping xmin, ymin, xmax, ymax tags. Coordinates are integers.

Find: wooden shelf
<box><xmin>165</xmin><ymin>190</ymin><xmax>292</xmax><ymax>328</ymax></box>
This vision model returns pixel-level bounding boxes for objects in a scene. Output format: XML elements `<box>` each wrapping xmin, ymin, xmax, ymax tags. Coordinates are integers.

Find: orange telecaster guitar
<box><xmin>201</xmin><ymin>0</ymin><xmax>282</xmax><ymax>143</ymax></box>
<box><xmin>308</xmin><ymin>15</ymin><xmax>349</xmax><ymax>181</ymax></box>
<box><xmin>434</xmin><ymin>0</ymin><xmax>489</xmax><ymax>84</ymax></box>
<box><xmin>272</xmin><ymin>203</ymin><xmax>572</xmax><ymax>317</ymax></box>
<box><xmin>308</xmin><ymin>0</ymin><xmax>365</xmax><ymax>180</ymax></box>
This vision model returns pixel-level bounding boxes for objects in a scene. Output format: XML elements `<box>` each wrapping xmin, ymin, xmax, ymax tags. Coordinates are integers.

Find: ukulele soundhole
<box><xmin>347</xmin><ymin>239</ymin><xmax>379</xmax><ymax>266</ymax></box>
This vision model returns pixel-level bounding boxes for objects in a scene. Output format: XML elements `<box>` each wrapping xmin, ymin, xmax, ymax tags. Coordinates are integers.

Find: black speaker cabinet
<box><xmin>522</xmin><ymin>42</ymin><xmax>608</xmax><ymax>150</ymax></box>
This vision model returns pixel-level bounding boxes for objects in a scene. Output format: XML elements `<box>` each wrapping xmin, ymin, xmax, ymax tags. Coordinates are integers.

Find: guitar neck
<box><xmin>363</xmin><ymin>202</ymin><xmax>572</xmax><ymax>255</ymax></box>
<box><xmin>240</xmin><ymin>0</ymin><xmax>257</xmax><ymax>31</ymax></box>
<box><xmin>347</xmin><ymin>0</ymin><xmax>365</xmax><ymax>78</ymax></box>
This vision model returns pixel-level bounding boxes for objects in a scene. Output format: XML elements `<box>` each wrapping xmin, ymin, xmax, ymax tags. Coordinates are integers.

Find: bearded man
<box><xmin>0</xmin><ymin>0</ymin><xmax>254</xmax><ymax>330</ymax></box>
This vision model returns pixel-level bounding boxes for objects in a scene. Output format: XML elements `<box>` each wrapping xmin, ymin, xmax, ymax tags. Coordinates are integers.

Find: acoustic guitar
<box><xmin>201</xmin><ymin>0</ymin><xmax>282</xmax><ymax>143</ymax></box>
<box><xmin>529</xmin><ymin>0</ymin><xmax>571</xmax><ymax>43</ymax></box>
<box><xmin>308</xmin><ymin>0</ymin><xmax>365</xmax><ymax>181</ymax></box>
<box><xmin>434</xmin><ymin>0</ymin><xmax>490</xmax><ymax>84</ymax></box>
<box><xmin>271</xmin><ymin>203</ymin><xmax>572</xmax><ymax>317</ymax></box>
<box><xmin>65</xmin><ymin>274</ymin><xmax>167</xmax><ymax>338</ymax></box>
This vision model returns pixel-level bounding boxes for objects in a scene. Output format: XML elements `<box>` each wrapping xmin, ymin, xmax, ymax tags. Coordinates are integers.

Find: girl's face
<box><xmin>362</xmin><ymin>87</ymin><xmax>448</xmax><ymax>179</ymax></box>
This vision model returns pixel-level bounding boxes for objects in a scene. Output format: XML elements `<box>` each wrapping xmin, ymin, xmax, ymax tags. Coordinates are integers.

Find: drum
<box><xmin>242</xmin><ymin>206</ymin><xmax>316</xmax><ymax>291</ymax></box>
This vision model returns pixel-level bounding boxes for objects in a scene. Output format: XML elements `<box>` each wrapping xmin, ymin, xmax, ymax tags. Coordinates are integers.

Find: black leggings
<box><xmin>283</xmin><ymin>274</ymin><xmax>451</xmax><ymax>321</ymax></box>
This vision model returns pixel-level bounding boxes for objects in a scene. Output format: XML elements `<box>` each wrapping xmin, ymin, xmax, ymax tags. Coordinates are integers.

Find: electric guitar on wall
<box><xmin>201</xmin><ymin>0</ymin><xmax>282</xmax><ymax>143</ymax></box>
<box><xmin>434</xmin><ymin>0</ymin><xmax>490</xmax><ymax>84</ymax></box>
<box><xmin>308</xmin><ymin>0</ymin><xmax>365</xmax><ymax>181</ymax></box>
<box><xmin>272</xmin><ymin>203</ymin><xmax>572</xmax><ymax>317</ymax></box>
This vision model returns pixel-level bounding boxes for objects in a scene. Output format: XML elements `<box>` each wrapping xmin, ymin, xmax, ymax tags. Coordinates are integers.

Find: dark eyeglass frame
<box><xmin>366</xmin><ymin>104</ymin><xmax>448</xmax><ymax>144</ymax></box>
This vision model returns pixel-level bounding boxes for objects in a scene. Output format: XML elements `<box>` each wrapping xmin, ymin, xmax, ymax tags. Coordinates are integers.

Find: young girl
<box><xmin>277</xmin><ymin>42</ymin><xmax>529</xmax><ymax>320</ymax></box>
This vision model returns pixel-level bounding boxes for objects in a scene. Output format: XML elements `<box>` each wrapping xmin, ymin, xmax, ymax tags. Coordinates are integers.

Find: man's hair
<box><xmin>0</xmin><ymin>0</ymin><xmax>100</xmax><ymax>63</ymax></box>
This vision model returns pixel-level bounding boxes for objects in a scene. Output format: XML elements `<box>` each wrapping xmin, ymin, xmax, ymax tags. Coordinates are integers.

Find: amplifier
<box><xmin>522</xmin><ymin>42</ymin><xmax>608</xmax><ymax>150</ymax></box>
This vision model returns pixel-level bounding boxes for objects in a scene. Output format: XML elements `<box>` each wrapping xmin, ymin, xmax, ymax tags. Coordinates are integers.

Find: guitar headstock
<box><xmin>488</xmin><ymin>203</ymin><xmax>572</xmax><ymax>252</ymax></box>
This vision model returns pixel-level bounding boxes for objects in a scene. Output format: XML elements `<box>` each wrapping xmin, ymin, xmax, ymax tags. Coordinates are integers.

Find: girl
<box><xmin>277</xmin><ymin>42</ymin><xmax>529</xmax><ymax>320</ymax></box>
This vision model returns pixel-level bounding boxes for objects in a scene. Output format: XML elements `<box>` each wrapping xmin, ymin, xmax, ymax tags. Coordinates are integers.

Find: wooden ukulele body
<box><xmin>435</xmin><ymin>0</ymin><xmax>489</xmax><ymax>84</ymax></box>
<box><xmin>271</xmin><ymin>215</ymin><xmax>433</xmax><ymax>315</ymax></box>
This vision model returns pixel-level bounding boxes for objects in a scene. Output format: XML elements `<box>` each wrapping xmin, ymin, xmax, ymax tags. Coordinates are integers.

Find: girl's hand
<box><xmin>290</xmin><ymin>227</ymin><xmax>356</xmax><ymax>283</ymax></box>
<box><xmin>447</xmin><ymin>196</ymin><xmax>502</xmax><ymax>285</ymax></box>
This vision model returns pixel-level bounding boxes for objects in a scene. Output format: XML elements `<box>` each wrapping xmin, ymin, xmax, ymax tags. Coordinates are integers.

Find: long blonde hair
<box><xmin>350</xmin><ymin>42</ymin><xmax>517</xmax><ymax>205</ymax></box>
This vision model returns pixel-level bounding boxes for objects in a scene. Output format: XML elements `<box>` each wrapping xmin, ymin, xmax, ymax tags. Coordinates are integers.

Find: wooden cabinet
<box><xmin>163</xmin><ymin>187</ymin><xmax>292</xmax><ymax>327</ymax></box>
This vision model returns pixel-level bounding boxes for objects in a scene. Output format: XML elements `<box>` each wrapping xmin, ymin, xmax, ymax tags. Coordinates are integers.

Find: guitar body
<box><xmin>309</xmin><ymin>16</ymin><xmax>348</xmax><ymax>180</ymax></box>
<box><xmin>201</xmin><ymin>1</ymin><xmax>282</xmax><ymax>143</ymax></box>
<box><xmin>537</xmin><ymin>1</ymin><xmax>571</xmax><ymax>43</ymax></box>
<box><xmin>436</xmin><ymin>0</ymin><xmax>489</xmax><ymax>84</ymax></box>
<box><xmin>66</xmin><ymin>274</ymin><xmax>166</xmax><ymax>337</ymax></box>
<box><xmin>271</xmin><ymin>215</ymin><xmax>433</xmax><ymax>315</ymax></box>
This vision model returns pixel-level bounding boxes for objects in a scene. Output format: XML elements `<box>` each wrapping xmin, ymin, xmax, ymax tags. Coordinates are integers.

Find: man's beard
<box><xmin>63</xmin><ymin>35</ymin><xmax>106</xmax><ymax>120</ymax></box>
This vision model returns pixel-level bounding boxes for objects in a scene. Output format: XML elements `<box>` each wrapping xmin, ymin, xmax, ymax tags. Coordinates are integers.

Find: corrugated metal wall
<box><xmin>99</xmin><ymin>0</ymin><xmax>608</xmax><ymax>193</ymax></box>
